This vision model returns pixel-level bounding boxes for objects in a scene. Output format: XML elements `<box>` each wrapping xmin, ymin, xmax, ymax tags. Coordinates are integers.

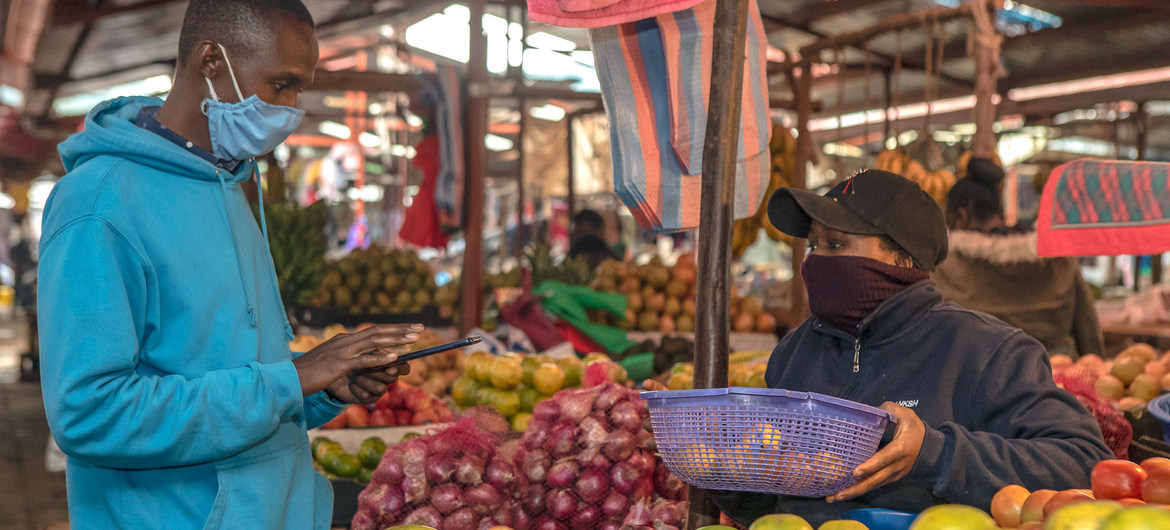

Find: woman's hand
<box><xmin>826</xmin><ymin>402</ymin><xmax>925</xmax><ymax>503</ymax></box>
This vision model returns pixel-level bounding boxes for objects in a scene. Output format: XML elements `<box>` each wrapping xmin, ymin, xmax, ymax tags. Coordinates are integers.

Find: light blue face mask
<box><xmin>201</xmin><ymin>43</ymin><xmax>305</xmax><ymax>162</ymax></box>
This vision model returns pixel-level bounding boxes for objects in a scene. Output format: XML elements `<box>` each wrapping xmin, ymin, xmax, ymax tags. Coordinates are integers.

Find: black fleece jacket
<box><xmin>710</xmin><ymin>280</ymin><xmax>1112</xmax><ymax>527</ymax></box>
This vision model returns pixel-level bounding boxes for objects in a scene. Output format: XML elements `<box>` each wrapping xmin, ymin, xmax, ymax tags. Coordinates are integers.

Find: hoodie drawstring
<box><xmin>216</xmin><ymin>168</ymin><xmax>257</xmax><ymax>328</ymax></box>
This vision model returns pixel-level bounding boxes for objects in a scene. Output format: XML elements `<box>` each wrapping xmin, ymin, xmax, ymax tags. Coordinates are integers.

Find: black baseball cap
<box><xmin>767</xmin><ymin>169</ymin><xmax>948</xmax><ymax>271</ymax></box>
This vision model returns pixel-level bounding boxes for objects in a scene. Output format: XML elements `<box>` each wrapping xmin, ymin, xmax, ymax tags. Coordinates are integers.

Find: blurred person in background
<box><xmin>569</xmin><ymin>208</ymin><xmax>619</xmax><ymax>269</ymax></box>
<box><xmin>37</xmin><ymin>1</ymin><xmax>420</xmax><ymax>528</ymax></box>
<box><xmin>933</xmin><ymin>158</ymin><xmax>1103</xmax><ymax>358</ymax></box>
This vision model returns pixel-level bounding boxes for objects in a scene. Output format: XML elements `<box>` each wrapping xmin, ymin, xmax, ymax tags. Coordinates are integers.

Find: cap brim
<box><xmin>767</xmin><ymin>188</ymin><xmax>884</xmax><ymax>238</ymax></box>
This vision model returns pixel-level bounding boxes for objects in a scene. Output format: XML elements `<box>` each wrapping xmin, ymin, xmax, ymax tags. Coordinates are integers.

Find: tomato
<box><xmin>368</xmin><ymin>408</ymin><xmax>395</xmax><ymax>427</ymax></box>
<box><xmin>1043</xmin><ymin>490</ymin><xmax>1094</xmax><ymax>519</ymax></box>
<box><xmin>1092</xmin><ymin>459</ymin><xmax>1147</xmax><ymax>500</ymax></box>
<box><xmin>990</xmin><ymin>485</ymin><xmax>1030</xmax><ymax>528</ymax></box>
<box><xmin>1142</xmin><ymin>468</ymin><xmax>1170</xmax><ymax>504</ymax></box>
<box><xmin>1142</xmin><ymin>457</ymin><xmax>1170</xmax><ymax>475</ymax></box>
<box><xmin>1020</xmin><ymin>490</ymin><xmax>1057</xmax><ymax>523</ymax></box>
<box><xmin>342</xmin><ymin>405</ymin><xmax>370</xmax><ymax>428</ymax></box>
<box><xmin>1117</xmin><ymin>497</ymin><xmax>1146</xmax><ymax>506</ymax></box>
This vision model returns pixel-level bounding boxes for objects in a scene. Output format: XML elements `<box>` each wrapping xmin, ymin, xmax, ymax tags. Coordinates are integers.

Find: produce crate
<box><xmin>294</xmin><ymin>305</ymin><xmax>451</xmax><ymax>329</ymax></box>
<box><xmin>642</xmin><ymin>387</ymin><xmax>893</xmax><ymax>498</ymax></box>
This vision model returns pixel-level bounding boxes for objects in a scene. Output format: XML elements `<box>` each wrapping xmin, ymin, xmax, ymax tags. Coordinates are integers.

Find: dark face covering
<box><xmin>801</xmin><ymin>254</ymin><xmax>930</xmax><ymax>335</ymax></box>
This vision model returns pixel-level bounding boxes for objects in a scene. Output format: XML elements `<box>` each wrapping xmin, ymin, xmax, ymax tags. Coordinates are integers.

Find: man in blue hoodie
<box><xmin>38</xmin><ymin>1</ymin><xmax>419</xmax><ymax>528</ymax></box>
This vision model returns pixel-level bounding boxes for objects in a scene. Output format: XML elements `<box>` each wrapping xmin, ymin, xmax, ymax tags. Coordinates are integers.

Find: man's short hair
<box><xmin>177</xmin><ymin>0</ymin><xmax>315</xmax><ymax>65</ymax></box>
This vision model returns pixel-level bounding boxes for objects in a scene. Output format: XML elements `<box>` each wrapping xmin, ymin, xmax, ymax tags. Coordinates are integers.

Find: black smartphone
<box><xmin>392</xmin><ymin>336</ymin><xmax>483</xmax><ymax>364</ymax></box>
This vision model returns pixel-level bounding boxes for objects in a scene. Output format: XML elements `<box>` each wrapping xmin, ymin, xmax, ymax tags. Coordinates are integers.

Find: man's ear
<box><xmin>195</xmin><ymin>41</ymin><xmax>224</xmax><ymax>80</ymax></box>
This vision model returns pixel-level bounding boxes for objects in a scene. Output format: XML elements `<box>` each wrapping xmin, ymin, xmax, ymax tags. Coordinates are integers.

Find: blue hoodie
<box><xmin>38</xmin><ymin>96</ymin><xmax>347</xmax><ymax>529</ymax></box>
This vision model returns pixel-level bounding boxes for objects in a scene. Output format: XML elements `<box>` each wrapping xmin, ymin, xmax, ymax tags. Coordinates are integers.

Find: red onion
<box><xmin>534</xmin><ymin>517</ymin><xmax>569</xmax><ymax>530</ymax></box>
<box><xmin>598</xmin><ymin>521</ymin><xmax>621</xmax><ymax>530</ymax></box>
<box><xmin>512</xmin><ymin>504</ymin><xmax>532</xmax><ymax>530</ymax></box>
<box><xmin>491</xmin><ymin>505</ymin><xmax>514</xmax><ymax>526</ymax></box>
<box><xmin>574</xmin><ymin>467</ymin><xmax>609</xmax><ymax>504</ymax></box>
<box><xmin>557</xmin><ymin>390</ymin><xmax>595</xmax><ymax>423</ymax></box>
<box><xmin>611</xmin><ymin>461</ymin><xmax>640</xmax><ymax>495</ymax></box>
<box><xmin>426</xmin><ymin>454</ymin><xmax>456</xmax><ymax>484</ymax></box>
<box><xmin>365</xmin><ymin>484</ymin><xmax>404</xmax><ymax>520</ymax></box>
<box><xmin>601</xmin><ymin>491</ymin><xmax>629</xmax><ymax>517</ymax></box>
<box><xmin>545</xmin><ymin>488</ymin><xmax>577</xmax><ymax>520</ymax></box>
<box><xmin>372</xmin><ymin>456</ymin><xmax>404</xmax><ymax>484</ymax></box>
<box><xmin>486</xmin><ymin>458</ymin><xmax>516</xmax><ymax>490</ymax></box>
<box><xmin>455</xmin><ymin>454</ymin><xmax>484</xmax><ymax>486</ymax></box>
<box><xmin>547</xmin><ymin>459</ymin><xmax>579</xmax><ymax>489</ymax></box>
<box><xmin>593</xmin><ymin>382</ymin><xmax>627</xmax><ymax>411</ymax></box>
<box><xmin>575</xmin><ymin>444</ymin><xmax>601</xmax><ymax>467</ymax></box>
<box><xmin>522</xmin><ymin>484</ymin><xmax>546</xmax><ymax>515</ymax></box>
<box><xmin>602</xmin><ymin>430</ymin><xmax>637</xmax><ymax>462</ymax></box>
<box><xmin>626</xmin><ymin>448</ymin><xmax>657</xmax><ymax>475</ymax></box>
<box><xmin>351</xmin><ymin>511</ymin><xmax>375</xmax><ymax>530</ymax></box>
<box><xmin>429</xmin><ymin>435</ymin><xmax>461</xmax><ymax>457</ymax></box>
<box><xmin>525</xmin><ymin>425</ymin><xmax>550</xmax><ymax>448</ymax></box>
<box><xmin>650</xmin><ymin>499</ymin><xmax>684</xmax><ymax>526</ymax></box>
<box><xmin>404</xmin><ymin>506</ymin><xmax>443</xmax><ymax>527</ymax></box>
<box><xmin>654</xmin><ymin>525</ymin><xmax>681</xmax><ymax>530</ymax></box>
<box><xmin>441</xmin><ymin>507</ymin><xmax>477</xmax><ymax>530</ymax></box>
<box><xmin>623</xmin><ymin>499</ymin><xmax>652</xmax><ymax>526</ymax></box>
<box><xmin>431</xmin><ymin>483</ymin><xmax>465</xmax><ymax>516</ymax></box>
<box><xmin>522</xmin><ymin>448</ymin><xmax>551</xmax><ymax>483</ymax></box>
<box><xmin>550</xmin><ymin>421</ymin><xmax>577</xmax><ymax>457</ymax></box>
<box><xmin>579</xmin><ymin>417</ymin><xmax>608</xmax><ymax>446</ymax></box>
<box><xmin>572</xmin><ymin>505</ymin><xmax>602</xmax><ymax>527</ymax></box>
<box><xmin>609</xmin><ymin>400</ymin><xmax>644</xmax><ymax>432</ymax></box>
<box><xmin>590</xmin><ymin>410</ymin><xmax>612</xmax><ymax>430</ymax></box>
<box><xmin>532</xmin><ymin>399</ymin><xmax>560</xmax><ymax>422</ymax></box>
<box><xmin>656</xmin><ymin>470</ymin><xmax>686</xmax><ymax>501</ymax></box>
<box><xmin>402</xmin><ymin>472</ymin><xmax>429</xmax><ymax>504</ymax></box>
<box><xmin>465</xmin><ymin>483</ymin><xmax>502</xmax><ymax>515</ymax></box>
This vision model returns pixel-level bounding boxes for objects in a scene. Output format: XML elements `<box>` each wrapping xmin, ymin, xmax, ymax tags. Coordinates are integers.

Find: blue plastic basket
<box><xmin>1149</xmin><ymin>393</ymin><xmax>1170</xmax><ymax>444</ymax></box>
<box><xmin>641</xmin><ymin>387</ymin><xmax>895</xmax><ymax>497</ymax></box>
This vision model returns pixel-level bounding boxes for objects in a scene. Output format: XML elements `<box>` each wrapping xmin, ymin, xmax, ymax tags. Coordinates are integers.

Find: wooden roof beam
<box><xmin>53</xmin><ymin>0</ymin><xmax>186</xmax><ymax>25</ymax></box>
<box><xmin>784</xmin><ymin>0</ymin><xmax>895</xmax><ymax>28</ymax></box>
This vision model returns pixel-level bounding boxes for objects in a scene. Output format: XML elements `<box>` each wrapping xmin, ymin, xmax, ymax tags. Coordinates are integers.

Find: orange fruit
<box><xmin>532</xmin><ymin>363</ymin><xmax>566</xmax><ymax>395</ymax></box>
<box><xmin>490</xmin><ymin>356</ymin><xmax>523</xmax><ymax>389</ymax></box>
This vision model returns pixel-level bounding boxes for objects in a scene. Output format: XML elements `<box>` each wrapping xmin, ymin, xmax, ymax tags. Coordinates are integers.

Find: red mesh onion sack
<box><xmin>352</xmin><ymin>411</ymin><xmax>515</xmax><ymax>530</ymax></box>
<box><xmin>511</xmin><ymin>382</ymin><xmax>687</xmax><ymax>530</ymax></box>
<box><xmin>1053</xmin><ymin>365</ymin><xmax>1132</xmax><ymax>460</ymax></box>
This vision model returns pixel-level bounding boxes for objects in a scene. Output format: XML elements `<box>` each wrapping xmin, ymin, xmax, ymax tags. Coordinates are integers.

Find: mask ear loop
<box><xmin>214</xmin><ymin>43</ymin><xmax>246</xmax><ymax>102</ymax></box>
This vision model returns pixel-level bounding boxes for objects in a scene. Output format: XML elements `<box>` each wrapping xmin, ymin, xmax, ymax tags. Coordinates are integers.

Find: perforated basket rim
<box><xmin>640</xmin><ymin>386</ymin><xmax>897</xmax><ymax>423</ymax></box>
<box><xmin>1150</xmin><ymin>393</ymin><xmax>1170</xmax><ymax>424</ymax></box>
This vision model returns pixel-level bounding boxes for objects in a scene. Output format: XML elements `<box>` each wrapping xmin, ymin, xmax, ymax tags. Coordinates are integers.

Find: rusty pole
<box><xmin>689</xmin><ymin>0</ymin><xmax>750</xmax><ymax>526</ymax></box>
<box><xmin>789</xmin><ymin>61</ymin><xmax>814</xmax><ymax>322</ymax></box>
<box><xmin>460</xmin><ymin>0</ymin><xmax>488</xmax><ymax>333</ymax></box>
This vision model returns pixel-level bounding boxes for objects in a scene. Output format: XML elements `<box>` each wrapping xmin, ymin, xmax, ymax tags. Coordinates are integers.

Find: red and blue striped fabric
<box><xmin>1037</xmin><ymin>158</ymin><xmax>1170</xmax><ymax>257</ymax></box>
<box><xmin>590</xmin><ymin>0</ymin><xmax>770</xmax><ymax>233</ymax></box>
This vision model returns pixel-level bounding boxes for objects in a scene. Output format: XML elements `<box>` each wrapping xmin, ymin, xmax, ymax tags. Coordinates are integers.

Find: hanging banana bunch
<box><xmin>875</xmin><ymin>147</ymin><xmax>910</xmax><ymax>175</ymax></box>
<box><xmin>733</xmin><ymin>124</ymin><xmax>796</xmax><ymax>257</ymax></box>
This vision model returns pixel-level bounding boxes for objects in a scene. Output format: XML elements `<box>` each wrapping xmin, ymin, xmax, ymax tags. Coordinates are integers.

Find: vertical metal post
<box><xmin>790</xmin><ymin>62</ymin><xmax>814</xmax><ymax>321</ymax></box>
<box><xmin>567</xmin><ymin>114</ymin><xmax>577</xmax><ymax>219</ymax></box>
<box><xmin>689</xmin><ymin>0</ymin><xmax>750</xmax><ymax>527</ymax></box>
<box><xmin>460</xmin><ymin>0</ymin><xmax>488</xmax><ymax>333</ymax></box>
<box><xmin>1134</xmin><ymin>101</ymin><xmax>1163</xmax><ymax>285</ymax></box>
<box><xmin>513</xmin><ymin>2</ymin><xmax>529</xmax><ymax>263</ymax></box>
<box><xmin>971</xmin><ymin>0</ymin><xmax>1000</xmax><ymax>159</ymax></box>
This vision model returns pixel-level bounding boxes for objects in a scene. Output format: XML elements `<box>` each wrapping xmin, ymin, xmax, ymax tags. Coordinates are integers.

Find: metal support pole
<box><xmin>688</xmin><ymin>0</ymin><xmax>750</xmax><ymax>526</ymax></box>
<box><xmin>971</xmin><ymin>0</ymin><xmax>1000</xmax><ymax>159</ymax></box>
<box><xmin>789</xmin><ymin>62</ymin><xmax>814</xmax><ymax>321</ymax></box>
<box><xmin>567</xmin><ymin>114</ymin><xmax>576</xmax><ymax>219</ymax></box>
<box><xmin>460</xmin><ymin>0</ymin><xmax>488</xmax><ymax>333</ymax></box>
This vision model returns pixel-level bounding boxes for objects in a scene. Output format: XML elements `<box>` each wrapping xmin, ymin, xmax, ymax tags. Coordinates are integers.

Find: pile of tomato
<box><xmin>990</xmin><ymin>457</ymin><xmax>1170</xmax><ymax>528</ymax></box>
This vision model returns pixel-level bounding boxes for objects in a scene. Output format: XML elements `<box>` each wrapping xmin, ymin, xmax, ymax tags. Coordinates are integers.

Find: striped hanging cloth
<box><xmin>589</xmin><ymin>0</ymin><xmax>771</xmax><ymax>233</ymax></box>
<box><xmin>1037</xmin><ymin>158</ymin><xmax>1170</xmax><ymax>257</ymax></box>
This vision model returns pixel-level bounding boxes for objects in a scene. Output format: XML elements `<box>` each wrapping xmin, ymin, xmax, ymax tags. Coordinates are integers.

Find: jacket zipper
<box><xmin>852</xmin><ymin>338</ymin><xmax>861</xmax><ymax>373</ymax></box>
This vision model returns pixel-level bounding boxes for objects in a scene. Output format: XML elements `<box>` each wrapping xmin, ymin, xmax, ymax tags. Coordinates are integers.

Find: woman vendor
<box><xmin>648</xmin><ymin>169</ymin><xmax>1111</xmax><ymax>526</ymax></box>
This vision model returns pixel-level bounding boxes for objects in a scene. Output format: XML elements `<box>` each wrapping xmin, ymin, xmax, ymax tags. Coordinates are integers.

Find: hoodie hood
<box><xmin>59</xmin><ymin>96</ymin><xmax>252</xmax><ymax>184</ymax></box>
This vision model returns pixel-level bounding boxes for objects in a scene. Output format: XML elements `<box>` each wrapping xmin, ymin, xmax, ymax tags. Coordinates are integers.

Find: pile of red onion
<box><xmin>352</xmin><ymin>415</ymin><xmax>514</xmax><ymax>530</ymax></box>
<box><xmin>512</xmin><ymin>382</ymin><xmax>687</xmax><ymax>530</ymax></box>
<box><xmin>352</xmin><ymin>384</ymin><xmax>686</xmax><ymax>530</ymax></box>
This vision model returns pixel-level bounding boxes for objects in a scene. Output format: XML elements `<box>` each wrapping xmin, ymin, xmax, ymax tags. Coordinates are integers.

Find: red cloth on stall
<box><xmin>553</xmin><ymin>320</ymin><xmax>606</xmax><ymax>355</ymax></box>
<box><xmin>498</xmin><ymin>296</ymin><xmax>565</xmax><ymax>351</ymax></box>
<box><xmin>399</xmin><ymin>135</ymin><xmax>449</xmax><ymax>249</ymax></box>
